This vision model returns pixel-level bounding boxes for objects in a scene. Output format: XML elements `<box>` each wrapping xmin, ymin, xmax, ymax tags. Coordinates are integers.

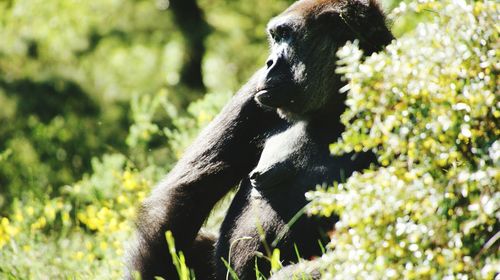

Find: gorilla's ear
<box><xmin>342</xmin><ymin>0</ymin><xmax>394</xmax><ymax>54</ymax></box>
<box><xmin>318</xmin><ymin>0</ymin><xmax>394</xmax><ymax>55</ymax></box>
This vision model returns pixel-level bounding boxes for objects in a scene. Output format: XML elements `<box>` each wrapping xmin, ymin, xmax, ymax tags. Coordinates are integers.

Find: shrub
<box><xmin>307</xmin><ymin>0</ymin><xmax>499</xmax><ymax>279</ymax></box>
<box><xmin>0</xmin><ymin>87</ymin><xmax>230</xmax><ymax>279</ymax></box>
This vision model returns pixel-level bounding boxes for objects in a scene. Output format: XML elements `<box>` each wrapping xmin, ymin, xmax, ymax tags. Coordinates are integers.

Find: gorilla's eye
<box><xmin>270</xmin><ymin>24</ymin><xmax>293</xmax><ymax>42</ymax></box>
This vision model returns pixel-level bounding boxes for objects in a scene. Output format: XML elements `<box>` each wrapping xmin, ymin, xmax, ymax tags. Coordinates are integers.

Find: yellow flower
<box><xmin>1</xmin><ymin>217</ymin><xmax>9</xmax><ymax>227</ymax></box>
<box><xmin>354</xmin><ymin>144</ymin><xmax>363</xmax><ymax>152</ymax></box>
<box><xmin>117</xmin><ymin>248</ymin><xmax>124</xmax><ymax>256</ymax></box>
<box><xmin>14</xmin><ymin>211</ymin><xmax>24</xmax><ymax>222</ymax></box>
<box><xmin>74</xmin><ymin>251</ymin><xmax>84</xmax><ymax>260</ymax></box>
<box><xmin>62</xmin><ymin>212</ymin><xmax>71</xmax><ymax>224</ymax></box>
<box><xmin>117</xmin><ymin>194</ymin><xmax>127</xmax><ymax>204</ymax></box>
<box><xmin>31</xmin><ymin>217</ymin><xmax>47</xmax><ymax>231</ymax></box>
<box><xmin>99</xmin><ymin>241</ymin><xmax>108</xmax><ymax>250</ymax></box>
<box><xmin>56</xmin><ymin>201</ymin><xmax>64</xmax><ymax>209</ymax></box>
<box><xmin>436</xmin><ymin>255</ymin><xmax>445</xmax><ymax>265</ymax></box>
<box><xmin>108</xmin><ymin>218</ymin><xmax>119</xmax><ymax>232</ymax></box>
<box><xmin>197</xmin><ymin>110</ymin><xmax>212</xmax><ymax>124</ymax></box>
<box><xmin>123</xmin><ymin>171</ymin><xmax>133</xmax><ymax>181</ymax></box>
<box><xmin>454</xmin><ymin>262</ymin><xmax>465</xmax><ymax>272</ymax></box>
<box><xmin>137</xmin><ymin>191</ymin><xmax>146</xmax><ymax>202</ymax></box>
<box><xmin>26</xmin><ymin>207</ymin><xmax>34</xmax><ymax>216</ymax></box>
<box><xmin>124</xmin><ymin>178</ymin><xmax>138</xmax><ymax>190</ymax></box>
<box><xmin>44</xmin><ymin>204</ymin><xmax>56</xmax><ymax>221</ymax></box>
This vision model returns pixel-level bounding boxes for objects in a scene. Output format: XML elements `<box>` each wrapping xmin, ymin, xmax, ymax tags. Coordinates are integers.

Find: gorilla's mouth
<box><xmin>255</xmin><ymin>90</ymin><xmax>282</xmax><ymax>108</ymax></box>
<box><xmin>255</xmin><ymin>84</ymin><xmax>294</xmax><ymax>108</ymax></box>
<box><xmin>256</xmin><ymin>84</ymin><xmax>286</xmax><ymax>95</ymax></box>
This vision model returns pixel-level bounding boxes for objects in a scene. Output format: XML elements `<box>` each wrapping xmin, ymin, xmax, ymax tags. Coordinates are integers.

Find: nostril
<box><xmin>249</xmin><ymin>171</ymin><xmax>260</xmax><ymax>180</ymax></box>
<box><xmin>266</xmin><ymin>59</ymin><xmax>274</xmax><ymax>69</ymax></box>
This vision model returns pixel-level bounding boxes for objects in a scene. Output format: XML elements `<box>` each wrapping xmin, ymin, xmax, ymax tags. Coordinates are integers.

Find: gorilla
<box><xmin>126</xmin><ymin>0</ymin><xmax>393</xmax><ymax>279</ymax></box>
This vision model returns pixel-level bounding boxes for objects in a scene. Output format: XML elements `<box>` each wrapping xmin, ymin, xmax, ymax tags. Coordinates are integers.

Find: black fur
<box><xmin>125</xmin><ymin>0</ymin><xmax>393</xmax><ymax>279</ymax></box>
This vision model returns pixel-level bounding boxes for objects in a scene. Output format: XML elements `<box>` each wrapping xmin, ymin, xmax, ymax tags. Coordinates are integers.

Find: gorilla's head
<box><xmin>255</xmin><ymin>0</ymin><xmax>393</xmax><ymax>119</ymax></box>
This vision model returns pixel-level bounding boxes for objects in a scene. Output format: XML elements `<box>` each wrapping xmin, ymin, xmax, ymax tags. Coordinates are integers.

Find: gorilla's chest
<box><xmin>249</xmin><ymin>121</ymin><xmax>329</xmax><ymax>193</ymax></box>
<box><xmin>216</xmin><ymin>122</ymin><xmax>334</xmax><ymax>278</ymax></box>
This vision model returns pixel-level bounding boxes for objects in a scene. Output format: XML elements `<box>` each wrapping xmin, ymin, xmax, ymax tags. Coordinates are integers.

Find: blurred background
<box><xmin>0</xmin><ymin>0</ymin><xmax>498</xmax><ymax>279</ymax></box>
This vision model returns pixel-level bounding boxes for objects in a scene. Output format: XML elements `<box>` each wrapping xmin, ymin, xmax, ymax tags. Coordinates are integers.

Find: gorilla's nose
<box><xmin>266</xmin><ymin>57</ymin><xmax>276</xmax><ymax>69</ymax></box>
<box><xmin>249</xmin><ymin>171</ymin><xmax>261</xmax><ymax>187</ymax></box>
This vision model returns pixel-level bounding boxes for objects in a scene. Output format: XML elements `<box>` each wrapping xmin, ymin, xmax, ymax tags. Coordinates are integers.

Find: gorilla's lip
<box><xmin>256</xmin><ymin>87</ymin><xmax>274</xmax><ymax>95</ymax></box>
<box><xmin>256</xmin><ymin>84</ymin><xmax>288</xmax><ymax>95</ymax></box>
<box><xmin>255</xmin><ymin>89</ymin><xmax>276</xmax><ymax>103</ymax></box>
<box><xmin>255</xmin><ymin>87</ymin><xmax>290</xmax><ymax>109</ymax></box>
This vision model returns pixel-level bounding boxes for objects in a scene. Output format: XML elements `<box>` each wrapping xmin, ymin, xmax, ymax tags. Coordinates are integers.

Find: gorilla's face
<box><xmin>255</xmin><ymin>13</ymin><xmax>306</xmax><ymax>112</ymax></box>
<box><xmin>255</xmin><ymin>0</ymin><xmax>394</xmax><ymax>119</ymax></box>
<box><xmin>255</xmin><ymin>1</ymin><xmax>346</xmax><ymax>119</ymax></box>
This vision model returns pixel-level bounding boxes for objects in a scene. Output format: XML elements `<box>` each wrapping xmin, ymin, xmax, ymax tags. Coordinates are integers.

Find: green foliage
<box><xmin>164</xmin><ymin>89</ymin><xmax>232</xmax><ymax>160</ymax></box>
<box><xmin>0</xmin><ymin>151</ymin><xmax>158</xmax><ymax>279</ymax></box>
<box><xmin>166</xmin><ymin>231</ymin><xmax>195</xmax><ymax>280</ymax></box>
<box><xmin>308</xmin><ymin>0</ymin><xmax>499</xmax><ymax>278</ymax></box>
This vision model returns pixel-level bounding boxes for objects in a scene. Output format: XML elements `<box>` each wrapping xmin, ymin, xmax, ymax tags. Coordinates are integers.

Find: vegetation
<box><xmin>308</xmin><ymin>0</ymin><xmax>499</xmax><ymax>279</ymax></box>
<box><xmin>0</xmin><ymin>0</ymin><xmax>497</xmax><ymax>279</ymax></box>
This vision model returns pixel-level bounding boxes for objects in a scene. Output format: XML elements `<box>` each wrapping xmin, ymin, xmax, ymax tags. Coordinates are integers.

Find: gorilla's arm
<box><xmin>126</xmin><ymin>69</ymin><xmax>285</xmax><ymax>279</ymax></box>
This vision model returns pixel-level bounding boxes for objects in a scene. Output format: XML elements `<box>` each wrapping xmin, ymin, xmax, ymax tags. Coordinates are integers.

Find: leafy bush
<box><xmin>307</xmin><ymin>0</ymin><xmax>499</xmax><ymax>278</ymax></box>
<box><xmin>0</xmin><ymin>85</ymin><xmax>230</xmax><ymax>279</ymax></box>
